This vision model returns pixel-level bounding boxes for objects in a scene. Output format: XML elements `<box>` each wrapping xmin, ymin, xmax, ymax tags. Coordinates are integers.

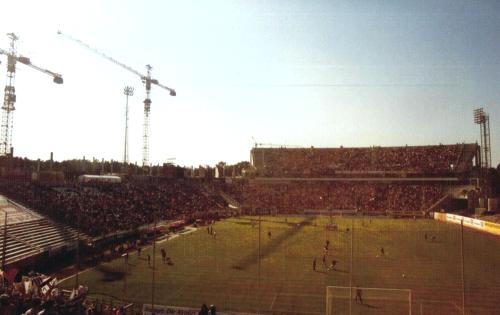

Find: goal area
<box><xmin>326</xmin><ymin>286</ymin><xmax>412</xmax><ymax>315</ymax></box>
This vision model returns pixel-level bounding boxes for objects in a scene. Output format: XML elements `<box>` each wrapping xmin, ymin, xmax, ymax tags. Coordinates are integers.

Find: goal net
<box><xmin>326</xmin><ymin>286</ymin><xmax>412</xmax><ymax>315</ymax></box>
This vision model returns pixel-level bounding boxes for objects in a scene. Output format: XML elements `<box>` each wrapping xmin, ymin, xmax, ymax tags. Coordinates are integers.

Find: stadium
<box><xmin>1</xmin><ymin>2</ymin><xmax>500</xmax><ymax>315</ymax></box>
<box><xmin>0</xmin><ymin>141</ymin><xmax>499</xmax><ymax>315</ymax></box>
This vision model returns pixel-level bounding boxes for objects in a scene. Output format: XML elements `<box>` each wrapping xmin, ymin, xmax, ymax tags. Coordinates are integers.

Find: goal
<box><xmin>326</xmin><ymin>286</ymin><xmax>412</xmax><ymax>315</ymax></box>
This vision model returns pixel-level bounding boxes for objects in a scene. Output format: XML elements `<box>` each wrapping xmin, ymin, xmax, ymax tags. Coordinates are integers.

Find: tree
<box><xmin>216</xmin><ymin>161</ymin><xmax>227</xmax><ymax>177</ymax></box>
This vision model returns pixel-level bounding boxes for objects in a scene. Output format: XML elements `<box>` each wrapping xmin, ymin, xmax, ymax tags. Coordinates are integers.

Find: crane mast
<box><xmin>58</xmin><ymin>31</ymin><xmax>176</xmax><ymax>167</ymax></box>
<box><xmin>0</xmin><ymin>33</ymin><xmax>18</xmax><ymax>156</ymax></box>
<box><xmin>0</xmin><ymin>33</ymin><xmax>63</xmax><ymax>156</ymax></box>
<box><xmin>143</xmin><ymin>65</ymin><xmax>152</xmax><ymax>167</ymax></box>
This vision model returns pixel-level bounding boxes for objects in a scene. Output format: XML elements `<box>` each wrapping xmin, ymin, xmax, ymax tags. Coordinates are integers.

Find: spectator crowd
<box><xmin>225</xmin><ymin>181</ymin><xmax>445</xmax><ymax>214</ymax></box>
<box><xmin>251</xmin><ymin>144</ymin><xmax>475</xmax><ymax>177</ymax></box>
<box><xmin>0</xmin><ymin>180</ymin><xmax>224</xmax><ymax>237</ymax></box>
<box><xmin>0</xmin><ymin>271</ymin><xmax>89</xmax><ymax>315</ymax></box>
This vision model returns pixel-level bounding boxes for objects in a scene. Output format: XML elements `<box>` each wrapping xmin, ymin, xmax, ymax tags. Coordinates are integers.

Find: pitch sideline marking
<box><xmin>451</xmin><ymin>302</ymin><xmax>462</xmax><ymax>313</ymax></box>
<box><xmin>269</xmin><ymin>292</ymin><xmax>278</xmax><ymax>310</ymax></box>
<box><xmin>415</xmin><ymin>299</ymin><xmax>463</xmax><ymax>315</ymax></box>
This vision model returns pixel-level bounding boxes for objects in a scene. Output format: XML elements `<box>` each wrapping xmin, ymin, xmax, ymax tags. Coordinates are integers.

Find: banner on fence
<box><xmin>142</xmin><ymin>304</ymin><xmax>197</xmax><ymax>315</ymax></box>
<box><xmin>433</xmin><ymin>212</ymin><xmax>500</xmax><ymax>236</ymax></box>
<box><xmin>142</xmin><ymin>304</ymin><xmax>258</xmax><ymax>315</ymax></box>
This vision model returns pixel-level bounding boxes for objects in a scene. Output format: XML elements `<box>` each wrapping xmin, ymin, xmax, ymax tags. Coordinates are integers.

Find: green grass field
<box><xmin>61</xmin><ymin>216</ymin><xmax>500</xmax><ymax>315</ymax></box>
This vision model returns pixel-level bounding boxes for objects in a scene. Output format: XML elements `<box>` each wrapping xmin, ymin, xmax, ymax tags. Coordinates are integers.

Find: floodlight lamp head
<box><xmin>474</xmin><ymin>108</ymin><xmax>485</xmax><ymax>124</ymax></box>
<box><xmin>124</xmin><ymin>86</ymin><xmax>134</xmax><ymax>96</ymax></box>
<box><xmin>170</xmin><ymin>89</ymin><xmax>176</xmax><ymax>97</ymax></box>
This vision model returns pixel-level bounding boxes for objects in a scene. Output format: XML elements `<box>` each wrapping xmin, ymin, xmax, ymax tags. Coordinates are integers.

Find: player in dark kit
<box><xmin>355</xmin><ymin>288</ymin><xmax>363</xmax><ymax>304</ymax></box>
<box><xmin>161</xmin><ymin>248</ymin><xmax>166</xmax><ymax>264</ymax></box>
<box><xmin>313</xmin><ymin>258</ymin><xmax>316</xmax><ymax>271</ymax></box>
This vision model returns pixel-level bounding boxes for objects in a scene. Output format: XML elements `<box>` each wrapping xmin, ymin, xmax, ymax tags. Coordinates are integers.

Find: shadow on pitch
<box><xmin>233</xmin><ymin>221</ymin><xmax>253</xmax><ymax>226</ymax></box>
<box><xmin>97</xmin><ymin>265</ymin><xmax>125</xmax><ymax>282</ymax></box>
<box><xmin>233</xmin><ymin>216</ymin><xmax>314</xmax><ymax>270</ymax></box>
<box><xmin>359</xmin><ymin>303</ymin><xmax>379</xmax><ymax>309</ymax></box>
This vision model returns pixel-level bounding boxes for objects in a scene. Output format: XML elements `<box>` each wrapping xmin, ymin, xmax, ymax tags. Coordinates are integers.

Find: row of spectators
<box><xmin>226</xmin><ymin>182</ymin><xmax>445</xmax><ymax>214</ymax></box>
<box><xmin>0</xmin><ymin>271</ymin><xmax>89</xmax><ymax>315</ymax></box>
<box><xmin>251</xmin><ymin>144</ymin><xmax>474</xmax><ymax>177</ymax></box>
<box><xmin>0</xmin><ymin>180</ymin><xmax>225</xmax><ymax>237</ymax></box>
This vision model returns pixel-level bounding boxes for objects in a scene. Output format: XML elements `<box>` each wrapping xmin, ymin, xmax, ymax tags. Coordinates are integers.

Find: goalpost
<box><xmin>326</xmin><ymin>286</ymin><xmax>412</xmax><ymax>315</ymax></box>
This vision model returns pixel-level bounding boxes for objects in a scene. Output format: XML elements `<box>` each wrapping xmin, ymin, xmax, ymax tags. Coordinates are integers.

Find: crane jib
<box><xmin>0</xmin><ymin>32</ymin><xmax>63</xmax><ymax>157</ymax></box>
<box><xmin>58</xmin><ymin>30</ymin><xmax>176</xmax><ymax>167</ymax></box>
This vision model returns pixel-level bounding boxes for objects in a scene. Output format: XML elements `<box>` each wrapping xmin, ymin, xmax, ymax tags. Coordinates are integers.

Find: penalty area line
<box><xmin>278</xmin><ymin>292</ymin><xmax>324</xmax><ymax>297</ymax></box>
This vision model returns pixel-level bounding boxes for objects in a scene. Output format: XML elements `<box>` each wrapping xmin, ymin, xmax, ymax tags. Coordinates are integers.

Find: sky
<box><xmin>0</xmin><ymin>0</ymin><xmax>499</xmax><ymax>167</ymax></box>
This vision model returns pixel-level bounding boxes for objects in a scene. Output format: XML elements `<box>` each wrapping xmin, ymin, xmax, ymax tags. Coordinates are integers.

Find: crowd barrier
<box><xmin>433</xmin><ymin>212</ymin><xmax>500</xmax><ymax>236</ymax></box>
<box><xmin>143</xmin><ymin>304</ymin><xmax>259</xmax><ymax>315</ymax></box>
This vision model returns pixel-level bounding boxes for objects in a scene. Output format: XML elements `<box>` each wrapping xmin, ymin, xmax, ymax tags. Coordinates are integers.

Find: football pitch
<box><xmin>61</xmin><ymin>216</ymin><xmax>500</xmax><ymax>315</ymax></box>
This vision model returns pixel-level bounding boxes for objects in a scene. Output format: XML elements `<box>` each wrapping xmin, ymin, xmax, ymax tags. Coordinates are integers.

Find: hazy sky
<box><xmin>0</xmin><ymin>0</ymin><xmax>499</xmax><ymax>167</ymax></box>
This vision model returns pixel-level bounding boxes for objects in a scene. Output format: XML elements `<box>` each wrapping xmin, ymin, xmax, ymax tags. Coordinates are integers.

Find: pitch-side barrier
<box><xmin>433</xmin><ymin>212</ymin><xmax>500</xmax><ymax>236</ymax></box>
<box><xmin>142</xmin><ymin>304</ymin><xmax>258</xmax><ymax>315</ymax></box>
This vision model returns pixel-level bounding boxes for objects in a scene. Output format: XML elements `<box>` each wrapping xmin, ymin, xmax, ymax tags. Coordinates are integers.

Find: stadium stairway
<box><xmin>447</xmin><ymin>184</ymin><xmax>476</xmax><ymax>199</ymax></box>
<box><xmin>219</xmin><ymin>190</ymin><xmax>241</xmax><ymax>209</ymax></box>
<box><xmin>455</xmin><ymin>143</ymin><xmax>479</xmax><ymax>173</ymax></box>
<box><xmin>192</xmin><ymin>181</ymin><xmax>228</xmax><ymax>209</ymax></box>
<box><xmin>426</xmin><ymin>194</ymin><xmax>451</xmax><ymax>215</ymax></box>
<box><xmin>0</xmin><ymin>218</ymin><xmax>88</xmax><ymax>267</ymax></box>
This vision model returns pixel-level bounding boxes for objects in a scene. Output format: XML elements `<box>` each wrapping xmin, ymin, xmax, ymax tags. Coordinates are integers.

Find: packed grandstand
<box><xmin>0</xmin><ymin>143</ymin><xmax>481</xmax><ymax>236</ymax></box>
<box><xmin>250</xmin><ymin>143</ymin><xmax>479</xmax><ymax>177</ymax></box>
<box><xmin>0</xmin><ymin>142</ymin><xmax>496</xmax><ymax>315</ymax></box>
